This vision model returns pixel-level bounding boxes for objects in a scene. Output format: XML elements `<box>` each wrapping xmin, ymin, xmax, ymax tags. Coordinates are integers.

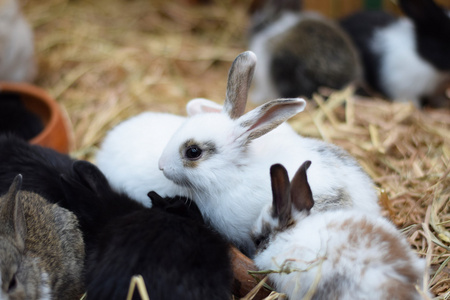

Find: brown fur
<box><xmin>0</xmin><ymin>176</ymin><xmax>84</xmax><ymax>300</ymax></box>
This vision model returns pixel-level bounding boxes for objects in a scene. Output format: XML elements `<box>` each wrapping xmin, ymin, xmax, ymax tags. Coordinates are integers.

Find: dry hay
<box><xmin>22</xmin><ymin>0</ymin><xmax>449</xmax><ymax>298</ymax></box>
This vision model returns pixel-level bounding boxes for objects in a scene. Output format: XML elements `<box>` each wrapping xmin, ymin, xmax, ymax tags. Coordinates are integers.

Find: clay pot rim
<box><xmin>0</xmin><ymin>81</ymin><xmax>73</xmax><ymax>153</ymax></box>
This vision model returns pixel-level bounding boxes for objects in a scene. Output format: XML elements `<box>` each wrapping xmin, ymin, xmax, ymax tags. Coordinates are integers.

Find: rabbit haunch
<box><xmin>158</xmin><ymin>51</ymin><xmax>379</xmax><ymax>255</ymax></box>
<box><xmin>251</xmin><ymin>162</ymin><xmax>430</xmax><ymax>299</ymax></box>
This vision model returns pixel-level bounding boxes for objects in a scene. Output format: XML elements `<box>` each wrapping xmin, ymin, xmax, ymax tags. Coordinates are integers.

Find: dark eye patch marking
<box><xmin>180</xmin><ymin>139</ymin><xmax>217</xmax><ymax>168</ymax></box>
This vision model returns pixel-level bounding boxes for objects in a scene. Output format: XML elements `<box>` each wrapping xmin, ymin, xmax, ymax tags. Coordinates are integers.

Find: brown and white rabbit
<box><xmin>251</xmin><ymin>161</ymin><xmax>431</xmax><ymax>299</ymax></box>
<box><xmin>248</xmin><ymin>0</ymin><xmax>361</xmax><ymax>103</ymax></box>
<box><xmin>0</xmin><ymin>175</ymin><xmax>85</xmax><ymax>300</ymax></box>
<box><xmin>0</xmin><ymin>0</ymin><xmax>36</xmax><ymax>82</ymax></box>
<box><xmin>158</xmin><ymin>51</ymin><xmax>380</xmax><ymax>256</ymax></box>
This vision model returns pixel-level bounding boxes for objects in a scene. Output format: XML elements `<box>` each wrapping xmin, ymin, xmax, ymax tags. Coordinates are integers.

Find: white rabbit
<box><xmin>0</xmin><ymin>0</ymin><xmax>36</xmax><ymax>82</ymax></box>
<box><xmin>251</xmin><ymin>161</ymin><xmax>431</xmax><ymax>299</ymax></box>
<box><xmin>158</xmin><ymin>51</ymin><xmax>380</xmax><ymax>255</ymax></box>
<box><xmin>96</xmin><ymin>97</ymin><xmax>225</xmax><ymax>204</ymax></box>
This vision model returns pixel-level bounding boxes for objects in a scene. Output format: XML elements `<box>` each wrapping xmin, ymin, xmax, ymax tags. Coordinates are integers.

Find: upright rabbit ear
<box><xmin>186</xmin><ymin>98</ymin><xmax>223</xmax><ymax>116</ymax></box>
<box><xmin>0</xmin><ymin>175</ymin><xmax>26</xmax><ymax>251</ymax></box>
<box><xmin>72</xmin><ymin>160</ymin><xmax>111</xmax><ymax>197</ymax></box>
<box><xmin>290</xmin><ymin>161</ymin><xmax>314</xmax><ymax>212</ymax></box>
<box><xmin>223</xmin><ymin>51</ymin><xmax>257</xmax><ymax>119</ymax></box>
<box><xmin>270</xmin><ymin>164</ymin><xmax>292</xmax><ymax>228</ymax></box>
<box><xmin>235</xmin><ymin>98</ymin><xmax>306</xmax><ymax>145</ymax></box>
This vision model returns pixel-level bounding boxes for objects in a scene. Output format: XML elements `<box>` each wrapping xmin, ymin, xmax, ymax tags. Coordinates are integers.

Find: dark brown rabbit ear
<box><xmin>0</xmin><ymin>175</ymin><xmax>26</xmax><ymax>250</ymax></box>
<box><xmin>290</xmin><ymin>161</ymin><xmax>314</xmax><ymax>212</ymax></box>
<box><xmin>223</xmin><ymin>51</ymin><xmax>257</xmax><ymax>119</ymax></box>
<box><xmin>270</xmin><ymin>164</ymin><xmax>291</xmax><ymax>227</ymax></box>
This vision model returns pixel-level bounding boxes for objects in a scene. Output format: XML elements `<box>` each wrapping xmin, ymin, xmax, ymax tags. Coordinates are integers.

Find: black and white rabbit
<box><xmin>251</xmin><ymin>161</ymin><xmax>432</xmax><ymax>299</ymax></box>
<box><xmin>59</xmin><ymin>160</ymin><xmax>233</xmax><ymax>300</ymax></box>
<box><xmin>158</xmin><ymin>51</ymin><xmax>380</xmax><ymax>256</ymax></box>
<box><xmin>340</xmin><ymin>0</ymin><xmax>450</xmax><ymax>107</ymax></box>
<box><xmin>0</xmin><ymin>0</ymin><xmax>36</xmax><ymax>82</ymax></box>
<box><xmin>248</xmin><ymin>0</ymin><xmax>361</xmax><ymax>103</ymax></box>
<box><xmin>0</xmin><ymin>175</ymin><xmax>84</xmax><ymax>300</ymax></box>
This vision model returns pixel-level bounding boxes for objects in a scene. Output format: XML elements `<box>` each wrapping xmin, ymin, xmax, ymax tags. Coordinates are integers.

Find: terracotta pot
<box><xmin>0</xmin><ymin>81</ymin><xmax>73</xmax><ymax>153</ymax></box>
<box><xmin>230</xmin><ymin>246</ymin><xmax>272</xmax><ymax>299</ymax></box>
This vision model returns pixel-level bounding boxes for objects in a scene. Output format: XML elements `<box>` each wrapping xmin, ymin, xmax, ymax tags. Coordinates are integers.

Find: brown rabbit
<box><xmin>0</xmin><ymin>175</ymin><xmax>84</xmax><ymax>300</ymax></box>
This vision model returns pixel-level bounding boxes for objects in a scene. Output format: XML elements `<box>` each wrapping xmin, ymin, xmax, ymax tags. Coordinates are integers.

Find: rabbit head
<box><xmin>158</xmin><ymin>51</ymin><xmax>306</xmax><ymax>191</ymax></box>
<box><xmin>252</xmin><ymin>161</ymin><xmax>313</xmax><ymax>250</ymax></box>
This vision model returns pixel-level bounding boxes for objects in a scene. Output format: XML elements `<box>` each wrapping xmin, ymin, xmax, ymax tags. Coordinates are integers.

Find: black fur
<box><xmin>61</xmin><ymin>161</ymin><xmax>233</xmax><ymax>300</ymax></box>
<box><xmin>0</xmin><ymin>92</ymin><xmax>44</xmax><ymax>140</ymax></box>
<box><xmin>0</xmin><ymin>134</ymin><xmax>74</xmax><ymax>201</ymax></box>
<box><xmin>0</xmin><ymin>134</ymin><xmax>233</xmax><ymax>299</ymax></box>
<box><xmin>339</xmin><ymin>11</ymin><xmax>397</xmax><ymax>96</ymax></box>
<box><xmin>399</xmin><ymin>0</ymin><xmax>450</xmax><ymax>70</ymax></box>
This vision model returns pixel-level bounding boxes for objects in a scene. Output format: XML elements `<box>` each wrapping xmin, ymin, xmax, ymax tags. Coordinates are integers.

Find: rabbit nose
<box><xmin>158</xmin><ymin>159</ymin><xmax>164</xmax><ymax>171</ymax></box>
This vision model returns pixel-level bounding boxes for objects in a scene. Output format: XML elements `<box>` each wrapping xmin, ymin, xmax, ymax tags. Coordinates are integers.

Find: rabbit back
<box><xmin>252</xmin><ymin>132</ymin><xmax>379</xmax><ymax>213</ymax></box>
<box><xmin>85</xmin><ymin>206</ymin><xmax>232</xmax><ymax>300</ymax></box>
<box><xmin>0</xmin><ymin>134</ymin><xmax>74</xmax><ymax>202</ymax></box>
<box><xmin>250</xmin><ymin>11</ymin><xmax>360</xmax><ymax>103</ymax></box>
<box><xmin>254</xmin><ymin>210</ymin><xmax>428</xmax><ymax>300</ymax></box>
<box><xmin>96</xmin><ymin>112</ymin><xmax>188</xmax><ymax>204</ymax></box>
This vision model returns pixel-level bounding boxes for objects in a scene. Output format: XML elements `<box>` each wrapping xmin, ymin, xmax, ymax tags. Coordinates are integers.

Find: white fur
<box><xmin>0</xmin><ymin>0</ymin><xmax>36</xmax><ymax>82</ymax></box>
<box><xmin>372</xmin><ymin>18</ymin><xmax>448</xmax><ymax>106</ymax></box>
<box><xmin>159</xmin><ymin>102</ymin><xmax>380</xmax><ymax>252</ymax></box>
<box><xmin>254</xmin><ymin>209</ymin><xmax>430</xmax><ymax>299</ymax></box>
<box><xmin>96</xmin><ymin>112</ymin><xmax>189</xmax><ymax>205</ymax></box>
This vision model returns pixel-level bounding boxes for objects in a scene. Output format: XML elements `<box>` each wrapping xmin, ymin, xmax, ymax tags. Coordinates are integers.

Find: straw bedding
<box><xmin>22</xmin><ymin>0</ymin><xmax>449</xmax><ymax>298</ymax></box>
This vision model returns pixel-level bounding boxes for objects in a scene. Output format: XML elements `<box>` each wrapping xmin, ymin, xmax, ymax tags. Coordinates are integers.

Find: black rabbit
<box><xmin>60</xmin><ymin>160</ymin><xmax>233</xmax><ymax>300</ymax></box>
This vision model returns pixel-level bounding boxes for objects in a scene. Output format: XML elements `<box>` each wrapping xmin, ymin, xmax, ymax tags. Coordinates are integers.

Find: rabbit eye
<box><xmin>8</xmin><ymin>275</ymin><xmax>17</xmax><ymax>293</ymax></box>
<box><xmin>185</xmin><ymin>145</ymin><xmax>202</xmax><ymax>160</ymax></box>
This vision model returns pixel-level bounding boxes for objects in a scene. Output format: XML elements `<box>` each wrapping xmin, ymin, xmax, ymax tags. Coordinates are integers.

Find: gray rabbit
<box><xmin>0</xmin><ymin>175</ymin><xmax>84</xmax><ymax>300</ymax></box>
<box><xmin>249</xmin><ymin>0</ymin><xmax>361</xmax><ymax>103</ymax></box>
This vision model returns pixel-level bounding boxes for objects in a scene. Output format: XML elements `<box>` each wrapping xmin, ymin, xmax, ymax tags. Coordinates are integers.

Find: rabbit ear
<box><xmin>72</xmin><ymin>160</ymin><xmax>111</xmax><ymax>197</ymax></box>
<box><xmin>223</xmin><ymin>51</ymin><xmax>257</xmax><ymax>119</ymax></box>
<box><xmin>186</xmin><ymin>98</ymin><xmax>223</xmax><ymax>116</ymax></box>
<box><xmin>235</xmin><ymin>98</ymin><xmax>306</xmax><ymax>144</ymax></box>
<box><xmin>290</xmin><ymin>161</ymin><xmax>314</xmax><ymax>212</ymax></box>
<box><xmin>0</xmin><ymin>175</ymin><xmax>26</xmax><ymax>250</ymax></box>
<box><xmin>270</xmin><ymin>164</ymin><xmax>292</xmax><ymax>228</ymax></box>
<box><xmin>147</xmin><ymin>191</ymin><xmax>166</xmax><ymax>208</ymax></box>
